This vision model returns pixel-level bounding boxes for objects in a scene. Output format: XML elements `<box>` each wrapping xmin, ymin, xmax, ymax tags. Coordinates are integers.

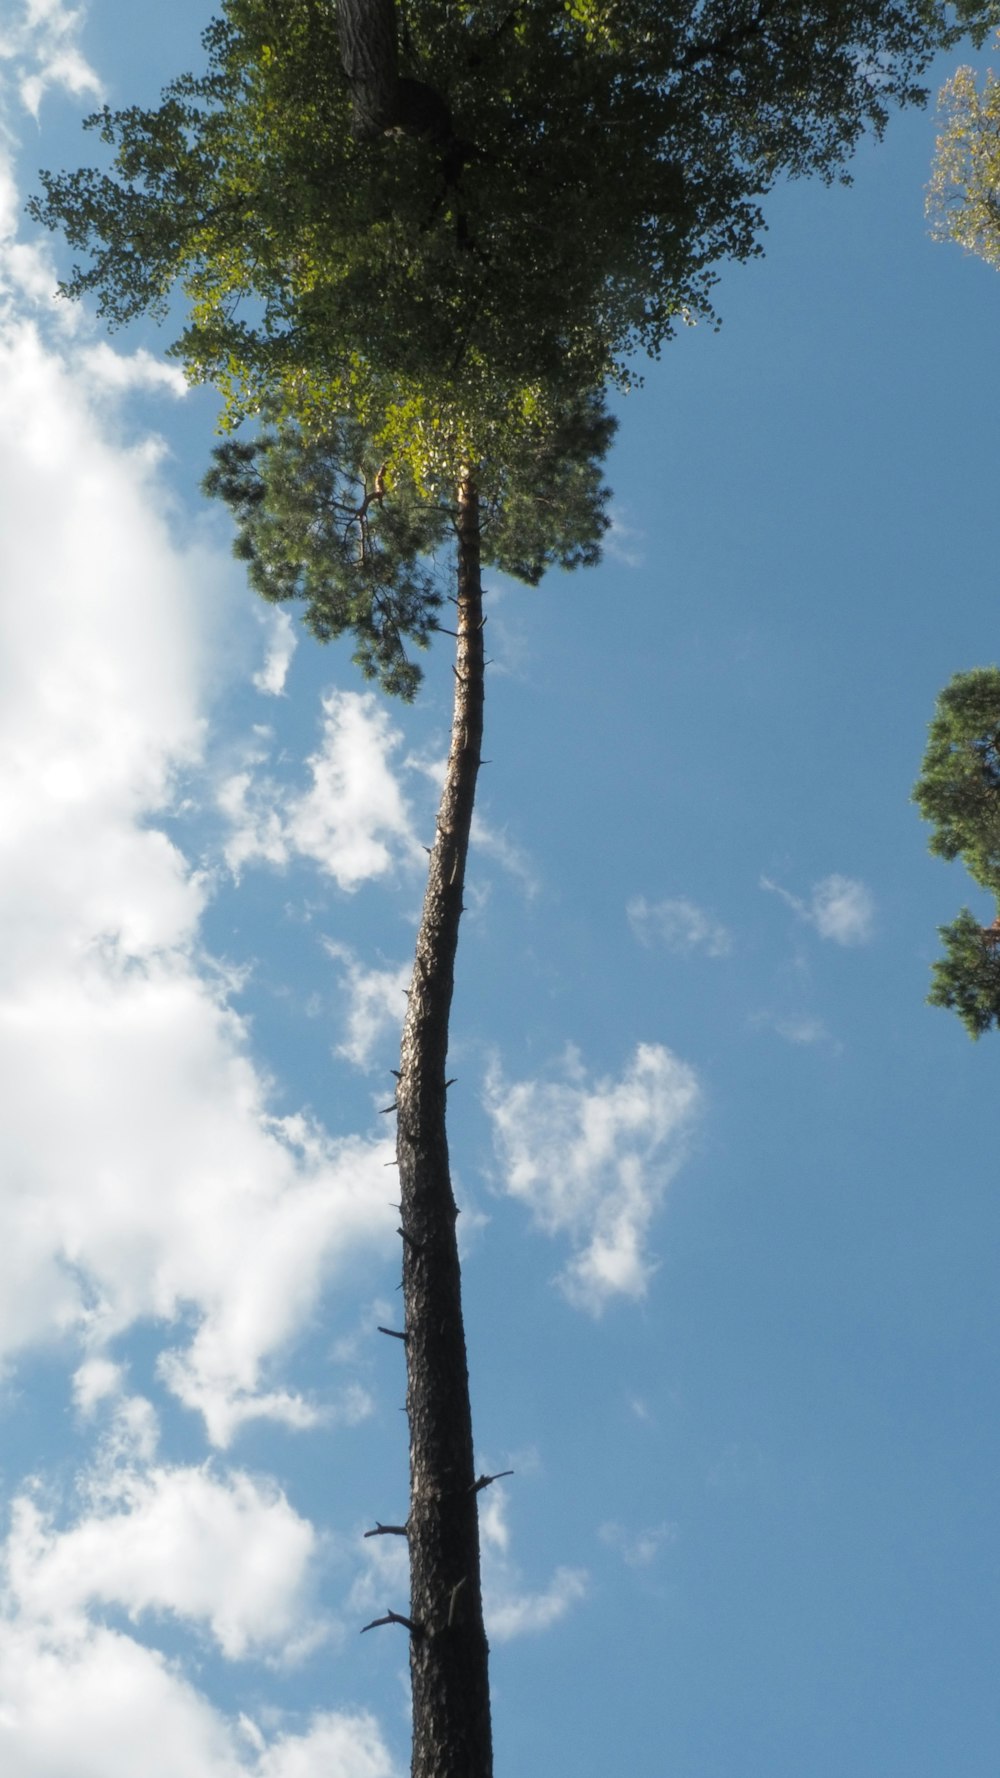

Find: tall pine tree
<box><xmin>32</xmin><ymin>1</ymin><xmax>1000</xmax><ymax>1769</ymax></box>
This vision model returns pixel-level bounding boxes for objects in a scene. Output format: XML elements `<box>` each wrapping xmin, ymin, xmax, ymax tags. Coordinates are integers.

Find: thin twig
<box><xmin>469</xmin><ymin>1469</ymin><xmax>514</xmax><ymax>1495</ymax></box>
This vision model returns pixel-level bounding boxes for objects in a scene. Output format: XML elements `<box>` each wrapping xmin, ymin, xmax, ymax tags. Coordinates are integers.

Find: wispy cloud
<box><xmin>408</xmin><ymin>750</ymin><xmax>539</xmax><ymax>894</ymax></box>
<box><xmin>324</xmin><ymin>942</ymin><xmax>409</xmax><ymax>1071</ymax></box>
<box><xmin>349</xmin><ymin>1479</ymin><xmax>588</xmax><ymax>1645</ymax></box>
<box><xmin>604</xmin><ymin>506</ymin><xmax>645</xmax><ymax>568</ymax></box>
<box><xmin>748</xmin><ymin>1010</ymin><xmax>841</xmax><ymax>1051</ymax></box>
<box><xmin>760</xmin><ymin>872</ymin><xmax>875</xmax><ymax>946</ymax></box>
<box><xmin>599</xmin><ymin>1519</ymin><xmax>677</xmax><ymax>1569</ymax></box>
<box><xmin>471</xmin><ymin>813</ymin><xmax>540</xmax><ymax>897</ymax></box>
<box><xmin>479</xmin><ymin>1485</ymin><xmax>588</xmax><ymax>1642</ymax></box>
<box><xmin>627</xmin><ymin>894</ymin><xmax>732</xmax><ymax>957</ymax></box>
<box><xmin>3</xmin><ymin>0</ymin><xmax>104</xmax><ymax>121</ymax></box>
<box><xmin>485</xmin><ymin>1042</ymin><xmax>701</xmax><ymax>1312</ymax></box>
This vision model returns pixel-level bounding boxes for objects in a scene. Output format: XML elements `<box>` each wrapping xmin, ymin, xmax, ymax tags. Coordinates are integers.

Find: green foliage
<box><xmin>914</xmin><ymin>667</ymin><xmax>1000</xmax><ymax>1034</ymax></box>
<box><xmin>913</xmin><ymin>666</ymin><xmax>1000</xmax><ymax>890</ymax></box>
<box><xmin>928</xmin><ymin>40</ymin><xmax>1000</xmax><ymax>266</ymax></box>
<box><xmin>204</xmin><ymin>410</ymin><xmax>450</xmax><ymax>698</ymax></box>
<box><xmin>203</xmin><ymin>385</ymin><xmax>616</xmax><ymax>695</ymax></box>
<box><xmin>477</xmin><ymin>386</ymin><xmax>616</xmax><ymax>584</ymax></box>
<box><xmin>31</xmin><ymin>0</ymin><xmax>1000</xmax><ymax>457</ymax></box>
<box><xmin>927</xmin><ymin>907</ymin><xmax>1000</xmax><ymax>1037</ymax></box>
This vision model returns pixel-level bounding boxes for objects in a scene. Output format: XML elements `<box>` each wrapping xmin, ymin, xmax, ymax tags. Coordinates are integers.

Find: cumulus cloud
<box><xmin>0</xmin><ymin>81</ymin><xmax>405</xmax><ymax>1778</ymax></box>
<box><xmin>324</xmin><ymin>943</ymin><xmax>410</xmax><ymax>1071</ymax></box>
<box><xmin>484</xmin><ymin>1043</ymin><xmax>701</xmax><ymax>1311</ymax></box>
<box><xmin>0</xmin><ymin>214</ymin><xmax>401</xmax><ymax>1446</ymax></box>
<box><xmin>256</xmin><ymin>1714</ymin><xmax>399</xmax><ymax>1778</ymax></box>
<box><xmin>219</xmin><ymin>691</ymin><xmax>424</xmax><ymax>889</ymax></box>
<box><xmin>0</xmin><ymin>1610</ymin><xmax>398</xmax><ymax>1778</ymax></box>
<box><xmin>6</xmin><ymin>1464</ymin><xmax>323</xmax><ymax>1661</ymax></box>
<box><xmin>761</xmin><ymin>873</ymin><xmax>875</xmax><ymax>946</ymax></box>
<box><xmin>627</xmin><ymin>895</ymin><xmax>732</xmax><ymax>957</ymax></box>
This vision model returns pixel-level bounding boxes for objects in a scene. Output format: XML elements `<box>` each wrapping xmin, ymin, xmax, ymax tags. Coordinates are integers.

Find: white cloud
<box><xmin>0</xmin><ymin>1612</ymin><xmax>397</xmax><ymax>1778</ymax></box>
<box><xmin>219</xmin><ymin>692</ymin><xmax>424</xmax><ymax>890</ymax></box>
<box><xmin>2</xmin><ymin>0</ymin><xmax>103</xmax><ymax>121</ymax></box>
<box><xmin>324</xmin><ymin>943</ymin><xmax>410</xmax><ymax>1071</ymax></box>
<box><xmin>0</xmin><ymin>1619</ymin><xmax>247</xmax><ymax>1778</ymax></box>
<box><xmin>72</xmin><ymin>1358</ymin><xmax>123</xmax><ymax>1417</ymax></box>
<box><xmin>809</xmin><ymin>874</ymin><xmax>875</xmax><ymax>945</ymax></box>
<box><xmin>0</xmin><ymin>96</ymin><xmax>404</xmax><ymax>1778</ymax></box>
<box><xmin>627</xmin><ymin>895</ymin><xmax>732</xmax><ymax>957</ymax></box>
<box><xmin>486</xmin><ymin>1565</ymin><xmax>588</xmax><ymax>1641</ymax></box>
<box><xmin>479</xmin><ymin>1485</ymin><xmax>587</xmax><ymax>1644</ymax></box>
<box><xmin>0</xmin><ymin>155</ymin><xmax>66</xmax><ymax>312</ymax></box>
<box><xmin>71</xmin><ymin>1369</ymin><xmax>161</xmax><ymax>1467</ymax></box>
<box><xmin>485</xmin><ymin>1043</ymin><xmax>701</xmax><ymax>1312</ymax></box>
<box><xmin>761</xmin><ymin>873</ymin><xmax>875</xmax><ymax>946</ymax></box>
<box><xmin>253</xmin><ymin>610</ymin><xmax>297</xmax><ymax>697</ymax></box>
<box><xmin>6</xmin><ymin>1465</ymin><xmax>323</xmax><ymax>1661</ymax></box>
<box><xmin>0</xmin><ymin>232</ymin><xmax>398</xmax><ymax>1445</ymax></box>
<box><xmin>78</xmin><ymin>343</ymin><xmax>189</xmax><ymax>400</ymax></box>
<box><xmin>256</xmin><ymin>1714</ymin><xmax>399</xmax><ymax>1778</ymax></box>
<box><xmin>289</xmin><ymin>693</ymin><xmax>424</xmax><ymax>884</ymax></box>
<box><xmin>348</xmin><ymin>1530</ymin><xmax>410</xmax><ymax>1620</ymax></box>
<box><xmin>348</xmin><ymin>1481</ymin><xmax>588</xmax><ymax>1647</ymax></box>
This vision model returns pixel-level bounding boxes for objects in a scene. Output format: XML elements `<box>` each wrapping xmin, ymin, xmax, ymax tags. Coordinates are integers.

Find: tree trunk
<box><xmin>336</xmin><ymin>0</ymin><xmax>455</xmax><ymax>146</ymax></box>
<box><xmin>395</xmin><ymin>472</ymin><xmax>492</xmax><ymax>1778</ymax></box>
<box><xmin>336</xmin><ymin>0</ymin><xmax>400</xmax><ymax>138</ymax></box>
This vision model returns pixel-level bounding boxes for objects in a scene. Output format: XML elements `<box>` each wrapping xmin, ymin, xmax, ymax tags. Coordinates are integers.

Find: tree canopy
<box><xmin>914</xmin><ymin>666</ymin><xmax>1000</xmax><ymax>1036</ymax></box>
<box><xmin>31</xmin><ymin>0</ymin><xmax>1000</xmax><ymax>475</ymax></box>
<box><xmin>927</xmin><ymin>33</ymin><xmax>1000</xmax><ymax>266</ymax></box>
<box><xmin>203</xmin><ymin>385</ymin><xmax>614</xmax><ymax>696</ymax></box>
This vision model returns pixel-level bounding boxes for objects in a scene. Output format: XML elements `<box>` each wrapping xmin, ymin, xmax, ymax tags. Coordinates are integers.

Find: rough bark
<box><xmin>395</xmin><ymin>473</ymin><xmax>492</xmax><ymax>1778</ymax></box>
<box><xmin>336</xmin><ymin>0</ymin><xmax>400</xmax><ymax>138</ymax></box>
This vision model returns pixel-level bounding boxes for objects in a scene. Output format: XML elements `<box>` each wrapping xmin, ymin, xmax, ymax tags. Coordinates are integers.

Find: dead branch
<box><xmin>360</xmin><ymin>1608</ymin><xmax>421</xmax><ymax>1635</ymax></box>
<box><xmin>468</xmin><ymin>1469</ymin><xmax>514</xmax><ymax>1495</ymax></box>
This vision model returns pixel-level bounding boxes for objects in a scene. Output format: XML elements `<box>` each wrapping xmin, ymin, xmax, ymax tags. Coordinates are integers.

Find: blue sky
<box><xmin>2</xmin><ymin>4</ymin><xmax>1000</xmax><ymax>1775</ymax></box>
